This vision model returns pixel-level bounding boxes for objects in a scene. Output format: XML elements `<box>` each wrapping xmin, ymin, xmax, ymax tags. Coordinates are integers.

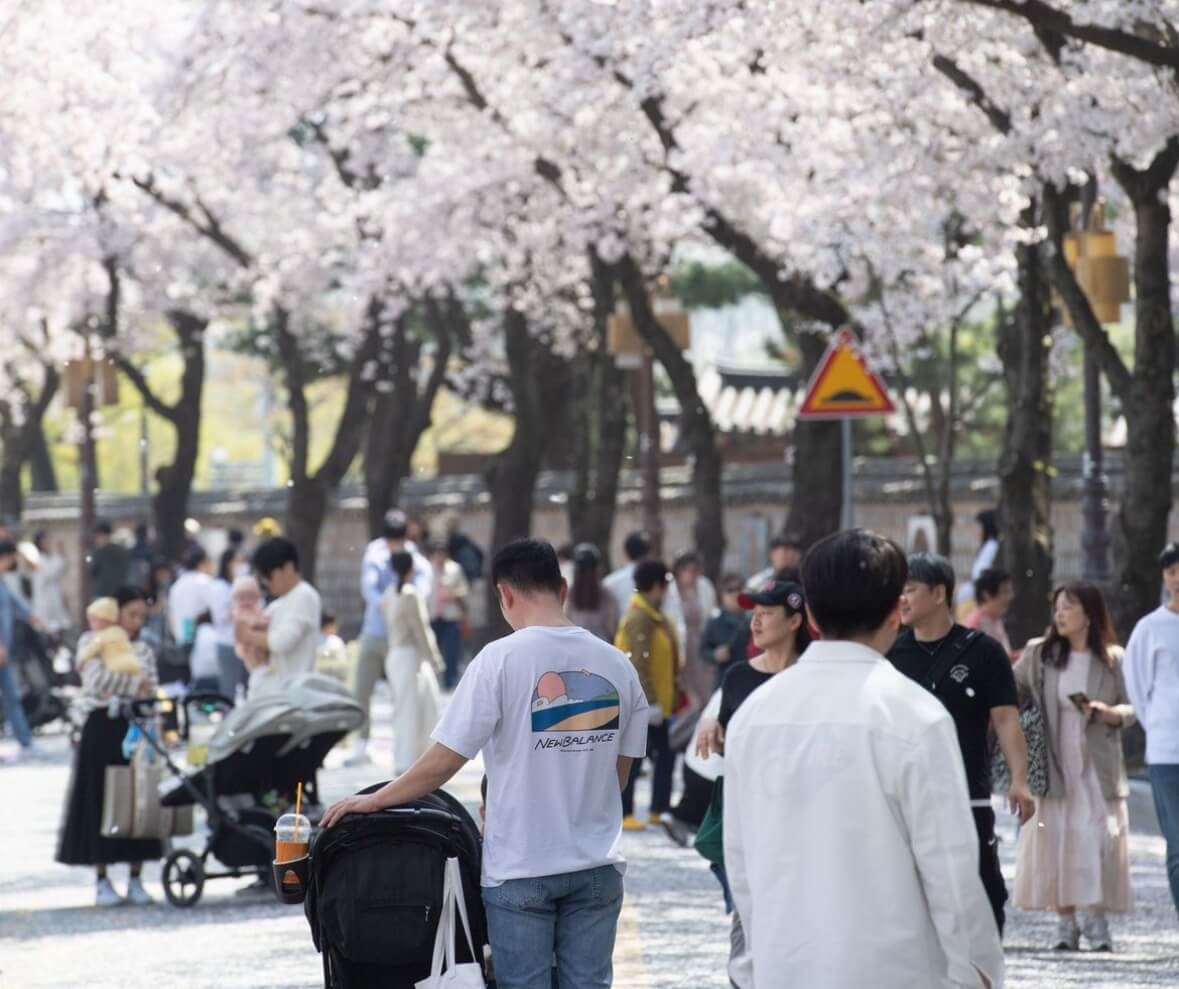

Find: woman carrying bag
<box><xmin>56</xmin><ymin>585</ymin><xmax>162</xmax><ymax>907</ymax></box>
<box><xmin>1012</xmin><ymin>582</ymin><xmax>1136</xmax><ymax>951</ymax></box>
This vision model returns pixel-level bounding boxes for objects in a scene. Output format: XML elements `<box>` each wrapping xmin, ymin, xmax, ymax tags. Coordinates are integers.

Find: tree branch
<box><xmin>932</xmin><ymin>55</ymin><xmax>1012</xmax><ymax>134</ymax></box>
<box><xmin>129</xmin><ymin>174</ymin><xmax>254</xmax><ymax>269</ymax></box>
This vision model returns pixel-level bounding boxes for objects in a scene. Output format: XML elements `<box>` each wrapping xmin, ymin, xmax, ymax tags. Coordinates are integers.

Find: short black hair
<box><xmin>634</xmin><ymin>560</ymin><xmax>670</xmax><ymax>594</ymax></box>
<box><xmin>390</xmin><ymin>550</ymin><xmax>415</xmax><ymax>580</ymax></box>
<box><xmin>770</xmin><ymin>534</ymin><xmax>803</xmax><ymax>552</ymax></box>
<box><xmin>623</xmin><ymin>531</ymin><xmax>651</xmax><ymax>563</ymax></box>
<box><xmin>976</xmin><ymin>509</ymin><xmax>999</xmax><ymax>544</ymax></box>
<box><xmin>802</xmin><ymin>529</ymin><xmax>907</xmax><ymax>639</ymax></box>
<box><xmin>975</xmin><ymin>568</ymin><xmax>1012</xmax><ymax>602</ymax></box>
<box><xmin>1161</xmin><ymin>542</ymin><xmax>1179</xmax><ymax>571</ymax></box>
<box><xmin>906</xmin><ymin>553</ymin><xmax>956</xmax><ymax>605</ymax></box>
<box><xmin>0</xmin><ymin>539</ymin><xmax>17</xmax><ymax>559</ymax></box>
<box><xmin>491</xmin><ymin>538</ymin><xmax>563</xmax><ymax>595</ymax></box>
<box><xmin>252</xmin><ymin>537</ymin><xmax>300</xmax><ymax>579</ymax></box>
<box><xmin>383</xmin><ymin>509</ymin><xmax>409</xmax><ymax>540</ymax></box>
<box><xmin>95</xmin><ymin>521</ymin><xmax>113</xmax><ymax>536</ymax></box>
<box><xmin>114</xmin><ymin>585</ymin><xmax>149</xmax><ymax>609</ymax></box>
<box><xmin>321</xmin><ymin>612</ymin><xmax>337</xmax><ymax>628</ymax></box>
<box><xmin>672</xmin><ymin>550</ymin><xmax>700</xmax><ymax>574</ymax></box>
<box><xmin>182</xmin><ymin>545</ymin><xmax>209</xmax><ymax>572</ymax></box>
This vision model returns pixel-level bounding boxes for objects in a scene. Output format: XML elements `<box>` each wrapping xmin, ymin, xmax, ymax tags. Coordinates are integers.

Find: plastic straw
<box><xmin>295</xmin><ymin>782</ymin><xmax>303</xmax><ymax>840</ymax></box>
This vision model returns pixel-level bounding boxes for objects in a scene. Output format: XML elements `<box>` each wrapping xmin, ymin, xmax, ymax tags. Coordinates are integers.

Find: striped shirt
<box><xmin>76</xmin><ymin>637</ymin><xmax>159</xmax><ymax>716</ymax></box>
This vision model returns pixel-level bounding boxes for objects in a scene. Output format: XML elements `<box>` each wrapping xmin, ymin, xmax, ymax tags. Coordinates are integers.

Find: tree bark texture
<box><xmin>616</xmin><ymin>256</ymin><xmax>726</xmax><ymax>581</ymax></box>
<box><xmin>362</xmin><ymin>299</ymin><xmax>454</xmax><ymax>537</ymax></box>
<box><xmin>484</xmin><ymin>310</ymin><xmax>574</xmax><ymax>639</ymax></box>
<box><xmin>0</xmin><ymin>364</ymin><xmax>58</xmax><ymax>521</ymax></box>
<box><xmin>567</xmin><ymin>254</ymin><xmax>627</xmax><ymax>560</ymax></box>
<box><xmin>276</xmin><ymin>302</ymin><xmax>383</xmax><ymax>583</ymax></box>
<box><xmin>997</xmin><ymin>207</ymin><xmax>1056</xmax><ymax>649</ymax></box>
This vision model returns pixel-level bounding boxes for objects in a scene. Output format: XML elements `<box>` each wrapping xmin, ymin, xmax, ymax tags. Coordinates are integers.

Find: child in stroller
<box><xmin>126</xmin><ymin>673</ymin><xmax>363</xmax><ymax>907</ymax></box>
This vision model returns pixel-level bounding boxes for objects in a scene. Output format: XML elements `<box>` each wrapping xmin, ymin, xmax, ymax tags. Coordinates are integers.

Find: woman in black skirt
<box><xmin>57</xmin><ymin>585</ymin><xmax>162</xmax><ymax>906</ymax></box>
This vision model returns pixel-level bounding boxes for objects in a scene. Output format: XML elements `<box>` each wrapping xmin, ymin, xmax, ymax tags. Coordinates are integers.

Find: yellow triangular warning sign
<box><xmin>798</xmin><ymin>327</ymin><xmax>895</xmax><ymax>419</ymax></box>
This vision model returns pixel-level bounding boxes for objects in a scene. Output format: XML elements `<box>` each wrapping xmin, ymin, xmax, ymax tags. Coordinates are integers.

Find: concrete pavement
<box><xmin>2</xmin><ymin>688</ymin><xmax>1177</xmax><ymax>988</ymax></box>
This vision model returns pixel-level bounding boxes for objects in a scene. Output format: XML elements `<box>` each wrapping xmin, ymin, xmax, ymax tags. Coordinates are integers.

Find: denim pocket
<box><xmin>487</xmin><ymin>876</ymin><xmax>547</xmax><ymax>910</ymax></box>
<box><xmin>592</xmin><ymin>865</ymin><xmax>624</xmax><ymax>907</ymax></box>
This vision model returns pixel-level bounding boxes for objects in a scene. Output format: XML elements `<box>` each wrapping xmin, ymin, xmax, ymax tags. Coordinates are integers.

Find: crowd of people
<box><xmin>4</xmin><ymin>503</ymin><xmax>1179</xmax><ymax>988</ymax></box>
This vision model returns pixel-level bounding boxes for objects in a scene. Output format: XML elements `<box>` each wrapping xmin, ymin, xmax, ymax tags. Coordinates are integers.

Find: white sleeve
<box><xmin>900</xmin><ymin>717</ymin><xmax>1004</xmax><ymax>989</ymax></box>
<box><xmin>1122</xmin><ymin>622</ymin><xmax>1153</xmax><ymax>728</ymax></box>
<box><xmin>723</xmin><ymin>716</ymin><xmax>753</xmax><ymax>972</ymax></box>
<box><xmin>431</xmin><ymin>650</ymin><xmax>501</xmax><ymax>759</ymax></box>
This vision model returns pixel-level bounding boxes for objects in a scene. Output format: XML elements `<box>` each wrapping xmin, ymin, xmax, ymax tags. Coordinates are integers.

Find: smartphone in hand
<box><xmin>1068</xmin><ymin>691</ymin><xmax>1091</xmax><ymax>714</ymax></box>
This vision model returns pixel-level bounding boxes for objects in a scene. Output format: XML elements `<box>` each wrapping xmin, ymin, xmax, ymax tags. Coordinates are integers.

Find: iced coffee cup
<box><xmin>274</xmin><ymin>813</ymin><xmax>311</xmax><ymax>863</ymax></box>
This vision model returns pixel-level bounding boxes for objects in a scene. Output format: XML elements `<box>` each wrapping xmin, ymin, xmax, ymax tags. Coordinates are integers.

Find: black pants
<box><xmin>974</xmin><ymin>807</ymin><xmax>1007</xmax><ymax>935</ymax></box>
<box><xmin>622</xmin><ymin>721</ymin><xmax>674</xmax><ymax>817</ymax></box>
<box><xmin>670</xmin><ymin>764</ymin><xmax>713</xmax><ymax>828</ymax></box>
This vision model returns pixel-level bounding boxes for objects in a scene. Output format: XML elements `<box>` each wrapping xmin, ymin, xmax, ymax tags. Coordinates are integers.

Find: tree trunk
<box><xmin>567</xmin><ymin>254</ymin><xmax>627</xmax><ymax>559</ymax></box>
<box><xmin>0</xmin><ymin>362</ymin><xmax>59</xmax><ymax>522</ymax></box>
<box><xmin>363</xmin><ymin>301</ymin><xmax>454</xmax><ymax>537</ymax></box>
<box><xmin>997</xmin><ymin>205</ymin><xmax>1055</xmax><ymax>650</ymax></box>
<box><xmin>616</xmin><ymin>256</ymin><xmax>725</xmax><ymax>581</ymax></box>
<box><xmin>484</xmin><ymin>310</ymin><xmax>573</xmax><ymax>639</ymax></box>
<box><xmin>27</xmin><ymin>420</ymin><xmax>57</xmax><ymax>493</ymax></box>
<box><xmin>0</xmin><ymin>428</ymin><xmax>22</xmax><ymax>520</ymax></box>
<box><xmin>285</xmin><ymin>476</ymin><xmax>331</xmax><ymax>584</ymax></box>
<box><xmin>1108</xmin><ymin>149</ymin><xmax>1179</xmax><ymax>637</ymax></box>
<box><xmin>784</xmin><ymin>331</ymin><xmax>844</xmax><ymax>546</ymax></box>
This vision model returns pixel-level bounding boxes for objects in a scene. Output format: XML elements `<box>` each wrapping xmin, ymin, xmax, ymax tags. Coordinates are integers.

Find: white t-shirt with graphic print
<box><xmin>432</xmin><ymin>623</ymin><xmax>649</xmax><ymax>886</ymax></box>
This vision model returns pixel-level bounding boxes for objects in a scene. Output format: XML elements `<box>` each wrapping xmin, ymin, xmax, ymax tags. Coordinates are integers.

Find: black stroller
<box><xmin>124</xmin><ymin>673</ymin><xmax>363</xmax><ymax>907</ymax></box>
<box><xmin>303</xmin><ymin>785</ymin><xmax>489</xmax><ymax>989</ymax></box>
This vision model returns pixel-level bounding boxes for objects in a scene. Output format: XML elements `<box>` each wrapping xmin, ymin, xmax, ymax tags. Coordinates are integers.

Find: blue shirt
<box><xmin>360</xmin><ymin>539</ymin><xmax>433</xmax><ymax>638</ymax></box>
<box><xmin>0</xmin><ymin>577</ymin><xmax>31</xmax><ymax>652</ymax></box>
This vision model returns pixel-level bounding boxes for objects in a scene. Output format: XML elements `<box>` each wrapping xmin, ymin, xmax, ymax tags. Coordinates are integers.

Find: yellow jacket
<box><xmin>616</xmin><ymin>593</ymin><xmax>679</xmax><ymax>717</ymax></box>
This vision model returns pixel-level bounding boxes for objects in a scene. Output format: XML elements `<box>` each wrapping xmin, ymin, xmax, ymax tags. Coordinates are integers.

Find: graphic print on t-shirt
<box><xmin>530</xmin><ymin>670</ymin><xmax>621</xmax><ymax>732</ymax></box>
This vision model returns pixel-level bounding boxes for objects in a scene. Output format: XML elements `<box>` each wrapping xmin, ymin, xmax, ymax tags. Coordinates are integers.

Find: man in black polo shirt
<box><xmin>888</xmin><ymin>553</ymin><xmax>1035</xmax><ymax>935</ymax></box>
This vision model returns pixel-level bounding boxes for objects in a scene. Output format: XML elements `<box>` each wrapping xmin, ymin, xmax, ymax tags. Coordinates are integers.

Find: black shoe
<box><xmin>658</xmin><ymin>813</ymin><xmax>693</xmax><ymax>849</ymax></box>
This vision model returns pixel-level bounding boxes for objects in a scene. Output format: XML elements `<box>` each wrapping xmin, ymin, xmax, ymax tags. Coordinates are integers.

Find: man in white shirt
<box><xmin>239</xmin><ymin>537</ymin><xmax>321</xmax><ymax>689</ymax></box>
<box><xmin>603</xmin><ymin>530</ymin><xmax>650</xmax><ymax>615</ymax></box>
<box><xmin>1124</xmin><ymin>541</ymin><xmax>1179</xmax><ymax>918</ymax></box>
<box><xmin>168</xmin><ymin>546</ymin><xmax>221</xmax><ymax>689</ymax></box>
<box><xmin>323</xmin><ymin>538</ymin><xmax>649</xmax><ymax>989</ymax></box>
<box><xmin>724</xmin><ymin>528</ymin><xmax>1004</xmax><ymax>989</ymax></box>
<box><xmin>743</xmin><ymin>534</ymin><xmax>802</xmax><ymax>592</ymax></box>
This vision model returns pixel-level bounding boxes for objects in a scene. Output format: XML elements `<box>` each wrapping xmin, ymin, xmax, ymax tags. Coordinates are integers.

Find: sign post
<box><xmin>797</xmin><ymin>327</ymin><xmax>896</xmax><ymax>531</ymax></box>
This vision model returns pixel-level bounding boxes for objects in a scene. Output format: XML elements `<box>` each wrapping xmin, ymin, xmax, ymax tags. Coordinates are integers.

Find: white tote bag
<box><xmin>416</xmin><ymin>857</ymin><xmax>486</xmax><ymax>989</ymax></box>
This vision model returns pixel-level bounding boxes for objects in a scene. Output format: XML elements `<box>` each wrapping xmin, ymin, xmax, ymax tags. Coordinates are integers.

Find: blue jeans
<box><xmin>483</xmin><ymin>865</ymin><xmax>624</xmax><ymax>989</ymax></box>
<box><xmin>431</xmin><ymin>618</ymin><xmax>464</xmax><ymax>689</ymax></box>
<box><xmin>1150</xmin><ymin>763</ymin><xmax>1179</xmax><ymax>917</ymax></box>
<box><xmin>0</xmin><ymin>658</ymin><xmax>32</xmax><ymax>748</ymax></box>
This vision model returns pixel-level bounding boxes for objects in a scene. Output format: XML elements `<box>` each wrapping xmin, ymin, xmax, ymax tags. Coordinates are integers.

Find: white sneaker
<box><xmin>124</xmin><ymin>876</ymin><xmax>153</xmax><ymax>906</ymax></box>
<box><xmin>1082</xmin><ymin>911</ymin><xmax>1113</xmax><ymax>952</ymax></box>
<box><xmin>95</xmin><ymin>877</ymin><xmax>122</xmax><ymax>908</ymax></box>
<box><xmin>1053</xmin><ymin>914</ymin><xmax>1080</xmax><ymax>951</ymax></box>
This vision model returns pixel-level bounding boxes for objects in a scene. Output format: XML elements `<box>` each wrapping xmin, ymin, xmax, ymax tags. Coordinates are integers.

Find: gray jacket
<box><xmin>1014</xmin><ymin>637</ymin><xmax>1136</xmax><ymax>800</ymax></box>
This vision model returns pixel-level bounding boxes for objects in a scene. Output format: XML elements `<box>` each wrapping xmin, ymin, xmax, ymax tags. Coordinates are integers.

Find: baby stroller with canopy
<box><xmin>127</xmin><ymin>673</ymin><xmax>363</xmax><ymax>907</ymax></box>
<box><xmin>302</xmin><ymin>785</ymin><xmax>489</xmax><ymax>989</ymax></box>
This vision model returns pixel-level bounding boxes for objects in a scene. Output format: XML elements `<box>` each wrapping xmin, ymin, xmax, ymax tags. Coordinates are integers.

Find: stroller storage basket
<box><xmin>304</xmin><ymin>789</ymin><xmax>487</xmax><ymax>989</ymax></box>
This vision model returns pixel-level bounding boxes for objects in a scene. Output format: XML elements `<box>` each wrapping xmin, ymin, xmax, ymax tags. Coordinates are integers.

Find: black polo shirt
<box><xmin>888</xmin><ymin>624</ymin><xmax>1018</xmax><ymax>801</ymax></box>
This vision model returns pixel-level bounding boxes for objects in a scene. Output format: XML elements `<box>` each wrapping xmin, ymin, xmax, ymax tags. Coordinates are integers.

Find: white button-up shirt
<box><xmin>724</xmin><ymin>639</ymin><xmax>1004</xmax><ymax>989</ymax></box>
<box><xmin>1125</xmin><ymin>605</ymin><xmax>1179</xmax><ymax>765</ymax></box>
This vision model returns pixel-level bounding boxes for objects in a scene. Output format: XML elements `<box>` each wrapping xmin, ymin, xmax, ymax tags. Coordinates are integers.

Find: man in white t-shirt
<box><xmin>323</xmin><ymin>538</ymin><xmax>648</xmax><ymax>989</ymax></box>
<box><xmin>168</xmin><ymin>546</ymin><xmax>220</xmax><ymax>688</ymax></box>
<box><xmin>238</xmin><ymin>537</ymin><xmax>322</xmax><ymax>691</ymax></box>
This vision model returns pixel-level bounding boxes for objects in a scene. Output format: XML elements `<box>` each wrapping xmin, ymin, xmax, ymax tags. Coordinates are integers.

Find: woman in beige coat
<box><xmin>1013</xmin><ymin>582</ymin><xmax>1135</xmax><ymax>951</ymax></box>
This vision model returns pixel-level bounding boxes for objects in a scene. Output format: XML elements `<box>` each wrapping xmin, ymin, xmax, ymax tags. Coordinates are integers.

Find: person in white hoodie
<box><xmin>724</xmin><ymin>528</ymin><xmax>1004</xmax><ymax>989</ymax></box>
<box><xmin>1124</xmin><ymin>541</ymin><xmax>1179</xmax><ymax>918</ymax></box>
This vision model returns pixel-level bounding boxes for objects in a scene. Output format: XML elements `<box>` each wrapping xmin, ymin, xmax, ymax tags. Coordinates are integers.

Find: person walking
<box><xmin>381</xmin><ymin>551</ymin><xmax>444</xmax><ymax>774</ymax></box>
<box><xmin>700</xmin><ymin>575</ymin><xmax>752</xmax><ymax>692</ymax></box>
<box><xmin>964</xmin><ymin>568</ymin><xmax>1016</xmax><ymax>660</ymax></box>
<box><xmin>889</xmin><ymin>553</ymin><xmax>1034</xmax><ymax>934</ymax></box>
<box><xmin>56</xmin><ymin>586</ymin><xmax>161</xmax><ymax>905</ymax></box>
<box><xmin>1012</xmin><ymin>582</ymin><xmax>1136</xmax><ymax>951</ymax></box>
<box><xmin>351</xmin><ymin>510</ymin><xmax>432</xmax><ymax>766</ymax></box>
<box><xmin>213</xmin><ymin>548</ymin><xmax>248</xmax><ymax>698</ymax></box>
<box><xmin>1124</xmin><ymin>542</ymin><xmax>1179</xmax><ymax>919</ymax></box>
<box><xmin>956</xmin><ymin>509</ymin><xmax>1000</xmax><ymax>611</ymax></box>
<box><xmin>744</xmin><ymin>534</ymin><xmax>802</xmax><ymax>591</ymax></box>
<box><xmin>89</xmin><ymin>521</ymin><xmax>131</xmax><ymax>601</ymax></box>
<box><xmin>604</xmin><ymin>530</ymin><xmax>650</xmax><ymax>614</ymax></box>
<box><xmin>664</xmin><ymin>551</ymin><xmax>718</xmax><ymax>709</ymax></box>
<box><xmin>237</xmin><ymin>537</ymin><xmax>322</xmax><ymax>693</ymax></box>
<box><xmin>724</xmin><ymin>529</ymin><xmax>1004</xmax><ymax>989</ymax></box>
<box><xmin>322</xmin><ymin>538</ymin><xmax>648</xmax><ymax>989</ymax></box>
<box><xmin>0</xmin><ymin>540</ymin><xmax>41</xmax><ymax>761</ymax></box>
<box><xmin>427</xmin><ymin>540</ymin><xmax>469</xmax><ymax>689</ymax></box>
<box><xmin>168</xmin><ymin>546</ymin><xmax>219</xmax><ymax>691</ymax></box>
<box><xmin>693</xmin><ymin>578</ymin><xmax>812</xmax><ymax>983</ymax></box>
<box><xmin>615</xmin><ymin>560</ymin><xmax>677</xmax><ymax>832</ymax></box>
<box><xmin>30</xmin><ymin>531</ymin><xmax>71</xmax><ymax>638</ymax></box>
<box><xmin>564</xmin><ymin>543</ymin><xmax>619</xmax><ymax>644</ymax></box>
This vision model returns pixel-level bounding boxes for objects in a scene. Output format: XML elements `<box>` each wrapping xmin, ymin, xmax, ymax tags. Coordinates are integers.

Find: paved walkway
<box><xmin>2</xmin><ymin>690</ymin><xmax>1177</xmax><ymax>987</ymax></box>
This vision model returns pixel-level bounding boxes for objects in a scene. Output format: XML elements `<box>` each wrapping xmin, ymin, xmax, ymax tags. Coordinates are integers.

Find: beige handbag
<box><xmin>102</xmin><ymin>756</ymin><xmax>193</xmax><ymax>840</ymax></box>
<box><xmin>100</xmin><ymin>765</ymin><xmax>133</xmax><ymax>838</ymax></box>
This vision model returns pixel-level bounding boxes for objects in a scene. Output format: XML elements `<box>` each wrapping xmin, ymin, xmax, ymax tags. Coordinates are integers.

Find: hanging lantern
<box><xmin>63</xmin><ymin>357</ymin><xmax>120</xmax><ymax>409</ymax></box>
<box><xmin>1059</xmin><ymin>201</ymin><xmax>1131</xmax><ymax>327</ymax></box>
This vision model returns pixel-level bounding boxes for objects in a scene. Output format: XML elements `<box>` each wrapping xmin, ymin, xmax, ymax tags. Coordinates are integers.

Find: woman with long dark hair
<box><xmin>1013</xmin><ymin>582</ymin><xmax>1136</xmax><ymax>951</ymax></box>
<box><xmin>56</xmin><ymin>586</ymin><xmax>162</xmax><ymax>906</ymax></box>
<box><xmin>565</xmin><ymin>544</ymin><xmax>619</xmax><ymax>642</ymax></box>
<box><xmin>380</xmin><ymin>551</ymin><xmax>443</xmax><ymax>774</ymax></box>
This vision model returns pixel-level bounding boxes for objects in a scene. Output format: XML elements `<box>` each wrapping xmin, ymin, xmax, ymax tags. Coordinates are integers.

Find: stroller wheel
<box><xmin>162</xmin><ymin>849</ymin><xmax>205</xmax><ymax>908</ymax></box>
